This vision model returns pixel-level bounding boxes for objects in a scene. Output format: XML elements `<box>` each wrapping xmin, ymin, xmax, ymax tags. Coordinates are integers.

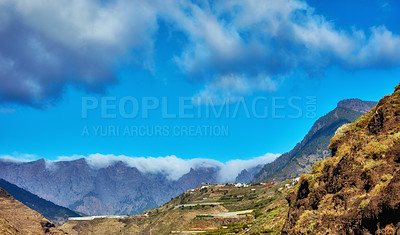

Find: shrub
<box><xmin>359</xmin><ymin>199</ymin><xmax>370</xmax><ymax>211</ymax></box>
<box><xmin>336</xmin><ymin>143</ymin><xmax>352</xmax><ymax>158</ymax></box>
<box><xmin>363</xmin><ymin>141</ymin><xmax>388</xmax><ymax>159</ymax></box>
<box><xmin>363</xmin><ymin>159</ymin><xmax>381</xmax><ymax>172</ymax></box>
<box><xmin>311</xmin><ymin>161</ymin><xmax>323</xmax><ymax>174</ymax></box>
<box><xmin>331</xmin><ymin>124</ymin><xmax>351</xmax><ymax>145</ymax></box>
<box><xmin>381</xmin><ymin>174</ymin><xmax>393</xmax><ymax>182</ymax></box>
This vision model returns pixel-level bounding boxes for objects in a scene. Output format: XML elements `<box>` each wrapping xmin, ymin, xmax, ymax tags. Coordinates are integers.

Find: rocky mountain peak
<box><xmin>337</xmin><ymin>98</ymin><xmax>377</xmax><ymax>113</ymax></box>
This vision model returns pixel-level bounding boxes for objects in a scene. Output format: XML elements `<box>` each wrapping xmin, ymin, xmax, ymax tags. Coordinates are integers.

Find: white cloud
<box><xmin>0</xmin><ymin>153</ymin><xmax>39</xmax><ymax>162</ymax></box>
<box><xmin>167</xmin><ymin>0</ymin><xmax>400</xmax><ymax>101</ymax></box>
<box><xmin>351</xmin><ymin>26</ymin><xmax>400</xmax><ymax>68</ymax></box>
<box><xmin>0</xmin><ymin>153</ymin><xmax>280</xmax><ymax>182</ymax></box>
<box><xmin>0</xmin><ymin>0</ymin><xmax>158</xmax><ymax>106</ymax></box>
<box><xmin>87</xmin><ymin>154</ymin><xmax>225</xmax><ymax>181</ymax></box>
<box><xmin>217</xmin><ymin>153</ymin><xmax>280</xmax><ymax>183</ymax></box>
<box><xmin>13</xmin><ymin>0</ymin><xmax>157</xmax><ymax>53</ymax></box>
<box><xmin>0</xmin><ymin>153</ymin><xmax>57</xmax><ymax>170</ymax></box>
<box><xmin>192</xmin><ymin>74</ymin><xmax>279</xmax><ymax>105</ymax></box>
<box><xmin>1</xmin><ymin>0</ymin><xmax>400</xmax><ymax>107</ymax></box>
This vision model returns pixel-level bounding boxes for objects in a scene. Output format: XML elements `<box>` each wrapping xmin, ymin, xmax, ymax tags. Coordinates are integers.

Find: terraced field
<box><xmin>61</xmin><ymin>180</ymin><xmax>295</xmax><ymax>234</ymax></box>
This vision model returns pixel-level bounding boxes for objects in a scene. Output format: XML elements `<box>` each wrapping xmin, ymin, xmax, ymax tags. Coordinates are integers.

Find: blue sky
<box><xmin>0</xmin><ymin>0</ymin><xmax>399</xmax><ymax>163</ymax></box>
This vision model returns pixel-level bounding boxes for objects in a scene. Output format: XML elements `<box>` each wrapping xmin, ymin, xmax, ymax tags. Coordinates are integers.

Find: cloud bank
<box><xmin>0</xmin><ymin>0</ymin><xmax>157</xmax><ymax>107</ymax></box>
<box><xmin>0</xmin><ymin>153</ymin><xmax>39</xmax><ymax>162</ymax></box>
<box><xmin>1</xmin><ymin>0</ymin><xmax>400</xmax><ymax>106</ymax></box>
<box><xmin>0</xmin><ymin>153</ymin><xmax>280</xmax><ymax>182</ymax></box>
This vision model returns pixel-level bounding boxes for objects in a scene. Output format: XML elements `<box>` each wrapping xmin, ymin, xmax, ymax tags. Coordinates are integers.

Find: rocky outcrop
<box><xmin>283</xmin><ymin>83</ymin><xmax>400</xmax><ymax>234</ymax></box>
<box><xmin>337</xmin><ymin>99</ymin><xmax>378</xmax><ymax>113</ymax></box>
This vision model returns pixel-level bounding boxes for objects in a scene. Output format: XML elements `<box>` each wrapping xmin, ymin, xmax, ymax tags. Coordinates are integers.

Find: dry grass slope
<box><xmin>0</xmin><ymin>188</ymin><xmax>65</xmax><ymax>235</ymax></box>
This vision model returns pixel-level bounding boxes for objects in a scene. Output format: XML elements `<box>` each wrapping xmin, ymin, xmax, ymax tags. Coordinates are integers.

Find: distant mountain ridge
<box><xmin>0</xmin><ymin>179</ymin><xmax>80</xmax><ymax>225</ymax></box>
<box><xmin>0</xmin><ymin>158</ymin><xmax>261</xmax><ymax>216</ymax></box>
<box><xmin>253</xmin><ymin>99</ymin><xmax>377</xmax><ymax>183</ymax></box>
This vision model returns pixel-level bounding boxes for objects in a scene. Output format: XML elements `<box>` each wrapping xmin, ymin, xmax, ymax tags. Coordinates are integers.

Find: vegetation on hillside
<box><xmin>283</xmin><ymin>83</ymin><xmax>400</xmax><ymax>234</ymax></box>
<box><xmin>61</xmin><ymin>181</ymin><xmax>296</xmax><ymax>234</ymax></box>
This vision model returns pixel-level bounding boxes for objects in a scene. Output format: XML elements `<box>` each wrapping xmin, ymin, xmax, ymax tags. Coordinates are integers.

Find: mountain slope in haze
<box><xmin>0</xmin><ymin>179</ymin><xmax>81</xmax><ymax>225</ymax></box>
<box><xmin>235</xmin><ymin>164</ymin><xmax>264</xmax><ymax>183</ymax></box>
<box><xmin>0</xmin><ymin>159</ymin><xmax>259</xmax><ymax>216</ymax></box>
<box><xmin>253</xmin><ymin>99</ymin><xmax>377</xmax><ymax>183</ymax></box>
<box><xmin>283</xmin><ymin>83</ymin><xmax>400</xmax><ymax>234</ymax></box>
<box><xmin>0</xmin><ymin>187</ymin><xmax>65</xmax><ymax>234</ymax></box>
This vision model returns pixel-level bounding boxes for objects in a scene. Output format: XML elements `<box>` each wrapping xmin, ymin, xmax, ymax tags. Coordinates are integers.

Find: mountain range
<box><xmin>0</xmin><ymin>158</ymin><xmax>264</xmax><ymax>216</ymax></box>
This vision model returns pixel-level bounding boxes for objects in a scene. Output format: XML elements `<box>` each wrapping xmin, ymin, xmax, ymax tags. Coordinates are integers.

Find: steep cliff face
<box><xmin>283</xmin><ymin>84</ymin><xmax>400</xmax><ymax>234</ymax></box>
<box><xmin>253</xmin><ymin>99</ymin><xmax>377</xmax><ymax>183</ymax></box>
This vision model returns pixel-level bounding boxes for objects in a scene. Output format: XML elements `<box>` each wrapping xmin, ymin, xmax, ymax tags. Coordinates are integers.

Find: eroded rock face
<box><xmin>283</xmin><ymin>83</ymin><xmax>400</xmax><ymax>234</ymax></box>
<box><xmin>368</xmin><ymin>107</ymin><xmax>384</xmax><ymax>134</ymax></box>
